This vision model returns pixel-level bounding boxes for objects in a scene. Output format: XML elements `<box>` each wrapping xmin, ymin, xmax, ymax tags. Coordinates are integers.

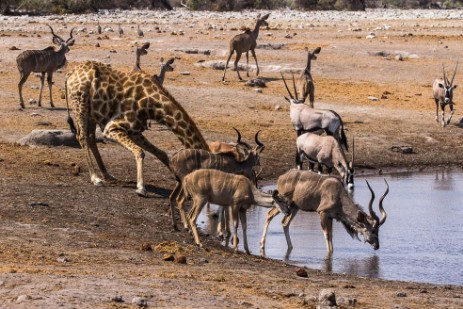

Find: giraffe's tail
<box><xmin>64</xmin><ymin>77</ymin><xmax>77</xmax><ymax>135</ymax></box>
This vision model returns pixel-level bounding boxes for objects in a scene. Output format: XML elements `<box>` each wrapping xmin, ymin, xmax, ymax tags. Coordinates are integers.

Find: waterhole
<box><xmin>197</xmin><ymin>168</ymin><xmax>463</xmax><ymax>286</ymax></box>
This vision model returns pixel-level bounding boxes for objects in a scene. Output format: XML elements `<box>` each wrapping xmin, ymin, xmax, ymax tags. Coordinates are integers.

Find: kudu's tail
<box><xmin>64</xmin><ymin>77</ymin><xmax>77</xmax><ymax>135</ymax></box>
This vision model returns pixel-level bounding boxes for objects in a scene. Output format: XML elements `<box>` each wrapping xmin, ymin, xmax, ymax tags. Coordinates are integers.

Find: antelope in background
<box><xmin>133</xmin><ymin>42</ymin><xmax>150</xmax><ymax>72</ymax></box>
<box><xmin>169</xmin><ymin>131</ymin><xmax>265</xmax><ymax>230</ymax></box>
<box><xmin>282</xmin><ymin>73</ymin><xmax>348</xmax><ymax>150</ymax></box>
<box><xmin>260</xmin><ymin>169</ymin><xmax>389</xmax><ymax>256</ymax></box>
<box><xmin>298</xmin><ymin>47</ymin><xmax>321</xmax><ymax>108</ymax></box>
<box><xmin>182</xmin><ymin>169</ymin><xmax>289</xmax><ymax>254</ymax></box>
<box><xmin>16</xmin><ymin>25</ymin><xmax>75</xmax><ymax>109</ymax></box>
<box><xmin>222</xmin><ymin>13</ymin><xmax>270</xmax><ymax>82</ymax></box>
<box><xmin>433</xmin><ymin>62</ymin><xmax>458</xmax><ymax>127</ymax></box>
<box><xmin>154</xmin><ymin>57</ymin><xmax>175</xmax><ymax>85</ymax></box>
<box><xmin>296</xmin><ymin>132</ymin><xmax>354</xmax><ymax>189</ymax></box>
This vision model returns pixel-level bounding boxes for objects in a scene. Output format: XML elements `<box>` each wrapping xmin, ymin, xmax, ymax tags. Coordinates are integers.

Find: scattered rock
<box><xmin>111</xmin><ymin>295</ymin><xmax>124</xmax><ymax>303</ymax></box>
<box><xmin>318</xmin><ymin>289</ymin><xmax>337</xmax><ymax>308</ymax></box>
<box><xmin>296</xmin><ymin>268</ymin><xmax>308</xmax><ymax>278</ymax></box>
<box><xmin>132</xmin><ymin>297</ymin><xmax>148</xmax><ymax>308</ymax></box>
<box><xmin>254</xmin><ymin>88</ymin><xmax>262</xmax><ymax>93</ymax></box>
<box><xmin>162</xmin><ymin>253</ymin><xmax>175</xmax><ymax>261</ymax></box>
<box><xmin>396</xmin><ymin>291</ymin><xmax>407</xmax><ymax>297</ymax></box>
<box><xmin>9</xmin><ymin>46</ymin><xmax>20</xmax><ymax>50</ymax></box>
<box><xmin>180</xmin><ymin>72</ymin><xmax>190</xmax><ymax>76</ymax></box>
<box><xmin>246</xmin><ymin>78</ymin><xmax>266</xmax><ymax>87</ymax></box>
<box><xmin>256</xmin><ymin>43</ymin><xmax>285</xmax><ymax>50</ymax></box>
<box><xmin>275</xmin><ymin>104</ymin><xmax>282</xmax><ymax>111</ymax></box>
<box><xmin>95</xmin><ymin>42</ymin><xmax>100</xmax><ymax>47</ymax></box>
<box><xmin>366</xmin><ymin>33</ymin><xmax>376</xmax><ymax>39</ymax></box>
<box><xmin>238</xmin><ymin>300</ymin><xmax>253</xmax><ymax>307</ymax></box>
<box><xmin>391</xmin><ymin>146</ymin><xmax>413</xmax><ymax>154</ymax></box>
<box><xmin>368</xmin><ymin>96</ymin><xmax>379</xmax><ymax>101</ymax></box>
<box><xmin>57</xmin><ymin>255</ymin><xmax>69</xmax><ymax>263</ymax></box>
<box><xmin>29</xmin><ymin>99</ymin><xmax>37</xmax><ymax>105</ymax></box>
<box><xmin>29</xmin><ymin>202</ymin><xmax>49</xmax><ymax>207</ymax></box>
<box><xmin>140</xmin><ymin>243</ymin><xmax>152</xmax><ymax>251</ymax></box>
<box><xmin>16</xmin><ymin>295</ymin><xmax>31</xmax><ymax>303</ymax></box>
<box><xmin>173</xmin><ymin>48</ymin><xmax>211</xmax><ymax>55</ymax></box>
<box><xmin>175</xmin><ymin>254</ymin><xmax>187</xmax><ymax>264</ymax></box>
<box><xmin>109</xmin><ymin>49</ymin><xmax>117</xmax><ymax>53</ymax></box>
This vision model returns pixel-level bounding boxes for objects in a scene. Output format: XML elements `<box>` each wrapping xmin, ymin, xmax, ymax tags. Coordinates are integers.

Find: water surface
<box><xmin>198</xmin><ymin>169</ymin><xmax>463</xmax><ymax>286</ymax></box>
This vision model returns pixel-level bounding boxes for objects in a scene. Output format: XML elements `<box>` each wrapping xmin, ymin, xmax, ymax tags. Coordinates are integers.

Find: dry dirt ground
<box><xmin>0</xmin><ymin>9</ymin><xmax>463</xmax><ymax>308</ymax></box>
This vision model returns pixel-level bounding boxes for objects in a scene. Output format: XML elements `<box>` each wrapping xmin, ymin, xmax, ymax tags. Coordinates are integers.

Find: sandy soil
<box><xmin>0</xmin><ymin>9</ymin><xmax>462</xmax><ymax>308</ymax></box>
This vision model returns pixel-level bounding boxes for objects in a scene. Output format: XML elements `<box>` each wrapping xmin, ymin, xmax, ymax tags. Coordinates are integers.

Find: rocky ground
<box><xmin>0</xmin><ymin>8</ymin><xmax>463</xmax><ymax>308</ymax></box>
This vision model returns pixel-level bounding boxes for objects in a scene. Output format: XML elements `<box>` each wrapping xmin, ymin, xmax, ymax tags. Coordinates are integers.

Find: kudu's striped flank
<box><xmin>16</xmin><ymin>25</ymin><xmax>75</xmax><ymax>109</ymax></box>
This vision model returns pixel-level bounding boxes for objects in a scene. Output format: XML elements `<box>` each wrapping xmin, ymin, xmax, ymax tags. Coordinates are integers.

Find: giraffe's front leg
<box><xmin>104</xmin><ymin>126</ymin><xmax>147</xmax><ymax>196</ymax></box>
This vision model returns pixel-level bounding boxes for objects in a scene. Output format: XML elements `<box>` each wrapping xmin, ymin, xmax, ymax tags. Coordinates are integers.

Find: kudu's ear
<box><xmin>66</xmin><ymin>38</ymin><xmax>75</xmax><ymax>46</ymax></box>
<box><xmin>52</xmin><ymin>36</ymin><xmax>62</xmax><ymax>45</ymax></box>
<box><xmin>141</xmin><ymin>42</ymin><xmax>150</xmax><ymax>50</ymax></box>
<box><xmin>166</xmin><ymin>57</ymin><xmax>175</xmax><ymax>65</ymax></box>
<box><xmin>261</xmin><ymin>13</ymin><xmax>271</xmax><ymax>20</ymax></box>
<box><xmin>313</xmin><ymin>47</ymin><xmax>321</xmax><ymax>54</ymax></box>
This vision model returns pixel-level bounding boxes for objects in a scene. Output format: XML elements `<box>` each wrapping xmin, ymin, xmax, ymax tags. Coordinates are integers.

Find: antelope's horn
<box><xmin>365</xmin><ymin>180</ymin><xmax>380</xmax><ymax>224</ymax></box>
<box><xmin>233</xmin><ymin>127</ymin><xmax>251</xmax><ymax>148</ymax></box>
<box><xmin>378</xmin><ymin>179</ymin><xmax>389</xmax><ymax>226</ymax></box>
<box><xmin>48</xmin><ymin>25</ymin><xmax>64</xmax><ymax>43</ymax></box>
<box><xmin>281</xmin><ymin>73</ymin><xmax>294</xmax><ymax>100</ymax></box>
<box><xmin>255</xmin><ymin>130</ymin><xmax>264</xmax><ymax>148</ymax></box>
<box><xmin>291</xmin><ymin>72</ymin><xmax>298</xmax><ymax>101</ymax></box>
<box><xmin>443</xmin><ymin>64</ymin><xmax>448</xmax><ymax>87</ymax></box>
<box><xmin>450</xmin><ymin>61</ymin><xmax>459</xmax><ymax>86</ymax></box>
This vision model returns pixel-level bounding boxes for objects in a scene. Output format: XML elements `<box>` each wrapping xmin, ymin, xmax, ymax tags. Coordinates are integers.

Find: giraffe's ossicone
<box><xmin>66</xmin><ymin>61</ymin><xmax>208</xmax><ymax>196</ymax></box>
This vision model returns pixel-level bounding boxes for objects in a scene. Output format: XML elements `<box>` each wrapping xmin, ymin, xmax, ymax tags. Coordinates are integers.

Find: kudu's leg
<box><xmin>18</xmin><ymin>71</ymin><xmax>30</xmax><ymax>108</ymax></box>
<box><xmin>282</xmin><ymin>206</ymin><xmax>299</xmax><ymax>254</ymax></box>
<box><xmin>319</xmin><ymin>212</ymin><xmax>333</xmax><ymax>254</ymax></box>
<box><xmin>38</xmin><ymin>72</ymin><xmax>45</xmax><ymax>107</ymax></box>
<box><xmin>245</xmin><ymin>51</ymin><xmax>250</xmax><ymax>77</ymax></box>
<box><xmin>46</xmin><ymin>72</ymin><xmax>55</xmax><ymax>108</ymax></box>
<box><xmin>447</xmin><ymin>103</ymin><xmax>455</xmax><ymax>125</ymax></box>
<box><xmin>239</xmin><ymin>209</ymin><xmax>250</xmax><ymax>254</ymax></box>
<box><xmin>187</xmin><ymin>197</ymin><xmax>208</xmax><ymax>248</ymax></box>
<box><xmin>176</xmin><ymin>188</ymin><xmax>190</xmax><ymax>231</ymax></box>
<box><xmin>260</xmin><ymin>206</ymin><xmax>285</xmax><ymax>256</ymax></box>
<box><xmin>222</xmin><ymin>50</ymin><xmax>234</xmax><ymax>82</ymax></box>
<box><xmin>251</xmin><ymin>49</ymin><xmax>259</xmax><ymax>77</ymax></box>
<box><xmin>234</xmin><ymin>52</ymin><xmax>243</xmax><ymax>80</ymax></box>
<box><xmin>231</xmin><ymin>206</ymin><xmax>240</xmax><ymax>253</ymax></box>
<box><xmin>169</xmin><ymin>182</ymin><xmax>183</xmax><ymax>231</ymax></box>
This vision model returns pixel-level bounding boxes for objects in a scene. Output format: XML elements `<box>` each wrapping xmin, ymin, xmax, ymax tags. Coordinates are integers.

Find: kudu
<box><xmin>222</xmin><ymin>13</ymin><xmax>270</xmax><ymax>82</ymax></box>
<box><xmin>298</xmin><ymin>47</ymin><xmax>321</xmax><ymax>108</ymax></box>
<box><xmin>296</xmin><ymin>132</ymin><xmax>354</xmax><ymax>189</ymax></box>
<box><xmin>154</xmin><ymin>57</ymin><xmax>175</xmax><ymax>85</ymax></box>
<box><xmin>133</xmin><ymin>42</ymin><xmax>150</xmax><ymax>72</ymax></box>
<box><xmin>432</xmin><ymin>62</ymin><xmax>458</xmax><ymax>127</ymax></box>
<box><xmin>282</xmin><ymin>73</ymin><xmax>348</xmax><ymax>150</ymax></box>
<box><xmin>182</xmin><ymin>169</ymin><xmax>289</xmax><ymax>254</ymax></box>
<box><xmin>169</xmin><ymin>131</ymin><xmax>265</xmax><ymax>231</ymax></box>
<box><xmin>16</xmin><ymin>25</ymin><xmax>75</xmax><ymax>109</ymax></box>
<box><xmin>260</xmin><ymin>169</ymin><xmax>389</xmax><ymax>256</ymax></box>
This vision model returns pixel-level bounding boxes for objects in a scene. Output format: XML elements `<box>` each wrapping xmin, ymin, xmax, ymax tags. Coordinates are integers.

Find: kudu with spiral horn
<box><xmin>433</xmin><ymin>62</ymin><xmax>458</xmax><ymax>127</ymax></box>
<box><xmin>16</xmin><ymin>25</ymin><xmax>75</xmax><ymax>109</ymax></box>
<box><xmin>260</xmin><ymin>169</ymin><xmax>388</xmax><ymax>256</ymax></box>
<box><xmin>169</xmin><ymin>130</ymin><xmax>265</xmax><ymax>230</ymax></box>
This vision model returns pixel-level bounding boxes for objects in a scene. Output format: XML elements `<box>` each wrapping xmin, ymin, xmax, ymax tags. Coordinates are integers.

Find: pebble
<box><xmin>17</xmin><ymin>295</ymin><xmax>32</xmax><ymax>303</ymax></box>
<box><xmin>132</xmin><ymin>297</ymin><xmax>148</xmax><ymax>308</ymax></box>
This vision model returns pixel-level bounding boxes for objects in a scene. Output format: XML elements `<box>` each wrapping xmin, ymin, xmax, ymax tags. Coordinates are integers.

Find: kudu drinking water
<box><xmin>298</xmin><ymin>47</ymin><xmax>321</xmax><ymax>108</ymax></box>
<box><xmin>183</xmin><ymin>169</ymin><xmax>289</xmax><ymax>254</ymax></box>
<box><xmin>432</xmin><ymin>62</ymin><xmax>458</xmax><ymax>127</ymax></box>
<box><xmin>169</xmin><ymin>130</ymin><xmax>265</xmax><ymax>230</ymax></box>
<box><xmin>17</xmin><ymin>25</ymin><xmax>75</xmax><ymax>109</ymax></box>
<box><xmin>296</xmin><ymin>132</ymin><xmax>354</xmax><ymax>189</ymax></box>
<box><xmin>281</xmin><ymin>73</ymin><xmax>348</xmax><ymax>150</ymax></box>
<box><xmin>222</xmin><ymin>13</ymin><xmax>270</xmax><ymax>82</ymax></box>
<box><xmin>260</xmin><ymin>169</ymin><xmax>389</xmax><ymax>256</ymax></box>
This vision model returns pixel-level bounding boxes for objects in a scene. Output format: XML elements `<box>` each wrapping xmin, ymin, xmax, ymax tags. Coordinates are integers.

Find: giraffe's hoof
<box><xmin>136</xmin><ymin>188</ymin><xmax>147</xmax><ymax>197</ymax></box>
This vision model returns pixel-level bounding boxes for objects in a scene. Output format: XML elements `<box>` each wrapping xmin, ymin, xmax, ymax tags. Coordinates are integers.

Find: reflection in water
<box><xmin>197</xmin><ymin>169</ymin><xmax>463</xmax><ymax>286</ymax></box>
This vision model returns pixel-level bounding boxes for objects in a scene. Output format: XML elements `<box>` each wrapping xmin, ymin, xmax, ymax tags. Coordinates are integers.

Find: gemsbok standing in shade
<box><xmin>433</xmin><ymin>62</ymin><xmax>458</xmax><ymax>127</ymax></box>
<box><xmin>281</xmin><ymin>72</ymin><xmax>348</xmax><ymax>150</ymax></box>
<box><xmin>260</xmin><ymin>169</ymin><xmax>389</xmax><ymax>256</ymax></box>
<box><xmin>16</xmin><ymin>25</ymin><xmax>75</xmax><ymax>109</ymax></box>
<box><xmin>222</xmin><ymin>13</ymin><xmax>270</xmax><ymax>82</ymax></box>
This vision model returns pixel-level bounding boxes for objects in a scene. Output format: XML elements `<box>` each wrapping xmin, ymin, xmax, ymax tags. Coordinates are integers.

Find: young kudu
<box><xmin>432</xmin><ymin>62</ymin><xmax>458</xmax><ymax>127</ymax></box>
<box><xmin>16</xmin><ymin>25</ymin><xmax>75</xmax><ymax>109</ymax></box>
<box><xmin>260</xmin><ymin>169</ymin><xmax>389</xmax><ymax>256</ymax></box>
<box><xmin>155</xmin><ymin>57</ymin><xmax>175</xmax><ymax>85</ymax></box>
<box><xmin>133</xmin><ymin>42</ymin><xmax>150</xmax><ymax>72</ymax></box>
<box><xmin>222</xmin><ymin>13</ymin><xmax>270</xmax><ymax>82</ymax></box>
<box><xmin>298</xmin><ymin>47</ymin><xmax>321</xmax><ymax>108</ymax></box>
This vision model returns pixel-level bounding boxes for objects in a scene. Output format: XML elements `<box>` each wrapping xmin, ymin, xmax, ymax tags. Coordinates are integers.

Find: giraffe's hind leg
<box><xmin>87</xmin><ymin>121</ymin><xmax>115</xmax><ymax>182</ymax></box>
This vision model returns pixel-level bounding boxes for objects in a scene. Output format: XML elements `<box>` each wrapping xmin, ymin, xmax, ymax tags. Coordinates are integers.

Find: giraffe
<box><xmin>65</xmin><ymin>61</ymin><xmax>208</xmax><ymax>196</ymax></box>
